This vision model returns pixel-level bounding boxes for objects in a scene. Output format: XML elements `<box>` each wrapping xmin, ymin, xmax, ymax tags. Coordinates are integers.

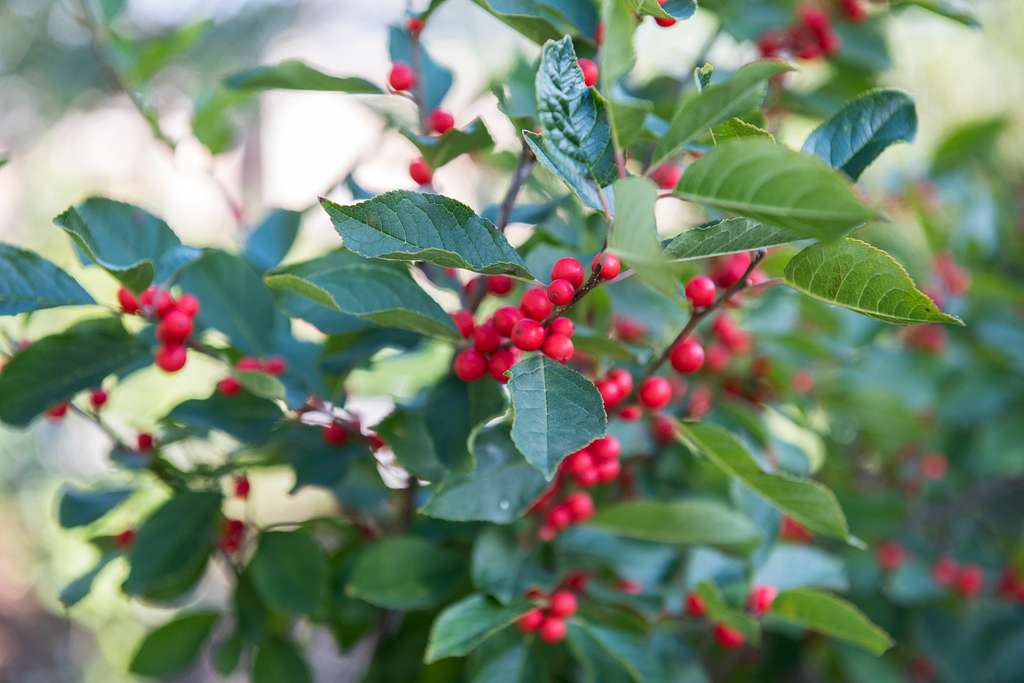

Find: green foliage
<box><xmin>768</xmin><ymin>589</ymin><xmax>894</xmax><ymax>655</ymax></box>
<box><xmin>589</xmin><ymin>499</ymin><xmax>761</xmax><ymax>551</ymax></box>
<box><xmin>248</xmin><ymin>530</ymin><xmax>329</xmax><ymax>615</ymax></box>
<box><xmin>0</xmin><ymin>244</ymin><xmax>95</xmax><ymax>315</ymax></box>
<box><xmin>129</xmin><ymin>612</ymin><xmax>220</xmax><ymax>677</ymax></box>
<box><xmin>224</xmin><ymin>60</ymin><xmax>382</xmax><ymax>93</ymax></box>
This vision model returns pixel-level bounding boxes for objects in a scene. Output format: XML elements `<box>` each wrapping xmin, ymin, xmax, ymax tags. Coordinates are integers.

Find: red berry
<box><xmin>876</xmin><ymin>541</ymin><xmax>906</xmax><ymax>571</ymax></box>
<box><xmin>549</xmin><ymin>590</ymin><xmax>578</xmax><ymax>618</ymax></box>
<box><xmin>747</xmin><ymin>585</ymin><xmax>778</xmax><ymax>616</ymax></box>
<box><xmin>322</xmin><ymin>423</ymin><xmax>348</xmax><ymax>445</ymax></box>
<box><xmin>685</xmin><ymin>593</ymin><xmax>706</xmax><ymax>618</ymax></box>
<box><xmin>839</xmin><ymin>0</ymin><xmax>868</xmax><ymax>22</ymax></box>
<box><xmin>566</xmin><ymin>449</ymin><xmax>593</xmax><ymax>475</ymax></box>
<box><xmin>406</xmin><ymin>16</ymin><xmax>425</xmax><ymax>35</ymax></box>
<box><xmin>651</xmin><ymin>413</ymin><xmax>677</xmax><ymax>443</ymax></box>
<box><xmin>613</xmin><ymin>316</ymin><xmax>644</xmax><ymax>341</ymax></box>
<box><xmin>594</xmin><ymin>21</ymin><xmax>605</xmax><ymax>46</ymax></box>
<box><xmin>547</xmin><ymin>504</ymin><xmax>572</xmax><ymax>530</ymax></box>
<box><xmin>597</xmin><ymin>378</ymin><xmax>623</xmax><ymax>408</ymax></box>
<box><xmin>932</xmin><ymin>557</ymin><xmax>959</xmax><ymax>586</ymax></box>
<box><xmin>155</xmin><ymin>344</ymin><xmax>187</xmax><ymax>372</ymax></box>
<box><xmin>596</xmin><ymin>459</ymin><xmax>621</xmax><ymax>483</ymax></box>
<box><xmin>429</xmin><ymin>108</ymin><xmax>455</xmax><ymax>134</ymax></box>
<box><xmin>219</xmin><ymin>519</ymin><xmax>245</xmax><ymax>553</ymax></box>
<box><xmin>591</xmin><ymin>252</ymin><xmax>621</xmax><ymax>280</ymax></box>
<box><xmin>713</xmin><ymin>623</ymin><xmax>745</xmax><ymax>649</ymax></box>
<box><xmin>117</xmin><ymin>287</ymin><xmax>140</xmax><ymax>314</ymax></box>
<box><xmin>388</xmin><ymin>61</ymin><xmax>416</xmax><ymax>91</ymax></box>
<box><xmin>548</xmin><ymin>316</ymin><xmax>574</xmax><ymax>338</ymax></box>
<box><xmin>153</xmin><ymin>290</ymin><xmax>176</xmax><ymax>319</ymax></box>
<box><xmin>236</xmin><ymin>356</ymin><xmax>263</xmax><ymax>371</ymax></box>
<box><xmin>233</xmin><ymin>474</ymin><xmax>251</xmax><ymax>499</ymax></box>
<box><xmin>115</xmin><ymin>528</ymin><xmax>136</xmax><ymax>548</ymax></box>
<box><xmin>538</xmin><ymin>524</ymin><xmax>558</xmax><ymax>541</ymax></box>
<box><xmin>89</xmin><ymin>388</ymin><xmax>108</xmax><ymax>409</ymax></box>
<box><xmin>547</xmin><ymin>279</ymin><xmax>575</xmax><ymax>306</ymax></box>
<box><xmin>639</xmin><ymin>377</ymin><xmax>672</xmax><ymax>409</ymax></box>
<box><xmin>157</xmin><ymin>310</ymin><xmax>193</xmax><ymax>345</ymax></box>
<box><xmin>539</xmin><ymin>616</ymin><xmax>567</xmax><ymax>644</ymax></box>
<box><xmin>139</xmin><ymin>286</ymin><xmax>158</xmax><ymax>308</ymax></box>
<box><xmin>551</xmin><ymin>257</ymin><xmax>585</xmax><ymax>290</ymax></box>
<box><xmin>799</xmin><ymin>5</ymin><xmax>830</xmax><ymax>32</ymax></box>
<box><xmin>650</xmin><ymin>163</ymin><xmax>682</xmax><ymax>190</ymax></box>
<box><xmin>685</xmin><ymin>275</ymin><xmax>717</xmax><ymax>308</ymax></box>
<box><xmin>521</xmin><ymin>287</ymin><xmax>554</xmax><ymax>321</ymax></box>
<box><xmin>473</xmin><ymin>321</ymin><xmax>502</xmax><ymax>353</ymax></box>
<box><xmin>756</xmin><ymin>31</ymin><xmax>785</xmax><ymax>58</ymax></box>
<box><xmin>565</xmin><ymin>492</ymin><xmax>595</xmax><ymax>522</ymax></box>
<box><xmin>920</xmin><ymin>453</ymin><xmax>948</xmax><ymax>481</ymax></box>
<box><xmin>486</xmin><ymin>275</ymin><xmax>514</xmax><ymax>296</ymax></box>
<box><xmin>954</xmin><ymin>565</ymin><xmax>984</xmax><ymax>599</ymax></box>
<box><xmin>46</xmin><ymin>402</ymin><xmax>69</xmax><ymax>420</ymax></box>
<box><xmin>711</xmin><ymin>253</ymin><xmax>752</xmax><ymax>288</ymax></box>
<box><xmin>608</xmin><ymin>368</ymin><xmax>633</xmax><ymax>395</ymax></box>
<box><xmin>542</xmin><ymin>333</ymin><xmax>574</xmax><ymax>363</ymax></box>
<box><xmin>670</xmin><ymin>338</ymin><xmax>705</xmax><ymax>374</ymax></box>
<box><xmin>136</xmin><ymin>432</ymin><xmax>155</xmax><ymax>452</ymax></box>
<box><xmin>219</xmin><ymin>377</ymin><xmax>242</xmax><ymax>396</ymax></box>
<box><xmin>705</xmin><ymin>343</ymin><xmax>731</xmax><ymax>372</ymax></box>
<box><xmin>451</xmin><ymin>310</ymin><xmax>475</xmax><ymax>338</ymax></box>
<box><xmin>779</xmin><ymin>516</ymin><xmax>813</xmax><ymax>543</ymax></box>
<box><xmin>493</xmin><ymin>306</ymin><xmax>524</xmax><ymax>337</ymax></box>
<box><xmin>618</xmin><ymin>404</ymin><xmax>641</xmax><ymax>421</ymax></box>
<box><xmin>655</xmin><ymin>3</ymin><xmax>677</xmax><ymax>28</ymax></box>
<box><xmin>517</xmin><ymin>608</ymin><xmax>545</xmax><ymax>633</ymax></box>
<box><xmin>512</xmin><ymin>319</ymin><xmax>546</xmax><ymax>351</ymax></box>
<box><xmin>263</xmin><ymin>356</ymin><xmax>287</xmax><ymax>375</ymax></box>
<box><xmin>617</xmin><ymin>578</ymin><xmax>641</xmax><ymax>594</ymax></box>
<box><xmin>175</xmin><ymin>294</ymin><xmax>200</xmax><ymax>318</ymax></box>
<box><xmin>791</xmin><ymin>370</ymin><xmax>815</xmax><ymax>394</ymax></box>
<box><xmin>454</xmin><ymin>348</ymin><xmax>488</xmax><ymax>381</ymax></box>
<box><xmin>489</xmin><ymin>348</ymin><xmax>518</xmax><ymax>383</ymax></box>
<box><xmin>577</xmin><ymin>58</ymin><xmax>598</xmax><ymax>87</ymax></box>
<box><xmin>688</xmin><ymin>384</ymin><xmax>713</xmax><ymax>418</ymax></box>
<box><xmin>409</xmin><ymin>157</ymin><xmax>433</xmax><ymax>185</ymax></box>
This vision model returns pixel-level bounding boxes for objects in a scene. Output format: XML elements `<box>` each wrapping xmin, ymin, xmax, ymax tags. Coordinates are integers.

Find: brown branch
<box><xmin>496</xmin><ymin>143</ymin><xmax>535</xmax><ymax>232</ymax></box>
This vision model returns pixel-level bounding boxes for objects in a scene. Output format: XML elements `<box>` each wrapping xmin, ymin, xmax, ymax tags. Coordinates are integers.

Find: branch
<box><xmin>496</xmin><ymin>143</ymin><xmax>535</xmax><ymax>232</ymax></box>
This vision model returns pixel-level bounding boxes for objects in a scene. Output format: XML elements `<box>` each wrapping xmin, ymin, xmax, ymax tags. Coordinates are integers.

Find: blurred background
<box><xmin>0</xmin><ymin>0</ymin><xmax>1022</xmax><ymax>680</ymax></box>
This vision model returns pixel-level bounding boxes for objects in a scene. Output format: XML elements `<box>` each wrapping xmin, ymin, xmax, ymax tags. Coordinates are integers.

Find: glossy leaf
<box><xmin>588</xmin><ymin>499</ymin><xmax>761</xmax><ymax>552</ymax></box>
<box><xmin>675</xmin><ymin>140</ymin><xmax>879</xmax><ymax>241</ymax></box>
<box><xmin>768</xmin><ymin>588</ymin><xmax>894</xmax><ymax>655</ymax></box>
<box><xmin>347</xmin><ymin>536</ymin><xmax>463</xmax><ymax>610</ymax></box>
<box><xmin>129</xmin><ymin>612</ymin><xmax>220</xmax><ymax>677</ymax></box>
<box><xmin>802</xmin><ymin>89</ymin><xmax>917</xmax><ymax>180</ymax></box>
<box><xmin>425</xmin><ymin>374</ymin><xmax>509</xmax><ymax>472</ymax></box>
<box><xmin>470</xmin><ymin>0</ymin><xmax>598</xmax><ymax>44</ymax></box>
<box><xmin>375</xmin><ymin>409</ymin><xmax>447</xmax><ymax>481</ymax></box>
<box><xmin>248</xmin><ymin>530</ymin><xmax>329</xmax><ymax>616</ymax></box>
<box><xmin>252</xmin><ymin>637</ymin><xmax>311</xmax><ymax>683</ymax></box>
<box><xmin>244</xmin><ymin>209</ymin><xmax>302</xmax><ymax>272</ymax></box>
<box><xmin>167</xmin><ymin>391</ymin><xmax>283</xmax><ymax>444</ymax></box>
<box><xmin>784</xmin><ymin>238</ymin><xmax>964</xmax><ymax>325</ymax></box>
<box><xmin>566</xmin><ymin>621</ymin><xmax>663</xmax><ymax>683</ymax></box>
<box><xmin>400</xmin><ymin>118</ymin><xmax>495</xmax><ymax>169</ymax></box>
<box><xmin>507</xmin><ymin>355</ymin><xmax>607</xmax><ymax>479</ymax></box>
<box><xmin>607</xmin><ymin>176</ymin><xmax>680</xmax><ymax>298</ymax></box>
<box><xmin>0</xmin><ymin>243</ymin><xmax>94</xmax><ymax>315</ymax></box>
<box><xmin>224</xmin><ymin>59</ymin><xmax>382</xmax><ymax>93</ymax></box>
<box><xmin>321</xmin><ymin>193</ymin><xmax>531</xmax><ymax>277</ymax></box>
<box><xmin>425</xmin><ymin>594</ymin><xmax>530</xmax><ymax>663</ymax></box>
<box><xmin>58</xmin><ymin>485</ymin><xmax>134</xmax><ymax>528</ymax></box>
<box><xmin>471</xmin><ymin>528</ymin><xmax>547</xmax><ymax>604</ymax></box>
<box><xmin>664</xmin><ymin>218</ymin><xmax>798</xmax><ymax>261</ymax></box>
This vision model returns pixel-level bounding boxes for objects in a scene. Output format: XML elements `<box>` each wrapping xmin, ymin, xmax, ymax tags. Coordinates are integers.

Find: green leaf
<box><xmin>321</xmin><ymin>193</ymin><xmax>531</xmax><ymax>277</ymax></box>
<box><xmin>471</xmin><ymin>528</ymin><xmax>547</xmax><ymax>604</ymax></box>
<box><xmin>400</xmin><ymin>118</ymin><xmax>495</xmax><ymax>169</ymax></box>
<box><xmin>167</xmin><ymin>391</ymin><xmax>283</xmax><ymax>444</ymax></box>
<box><xmin>588</xmin><ymin>499</ymin><xmax>761</xmax><ymax>552</ymax></box>
<box><xmin>664</xmin><ymin>218</ymin><xmax>797</xmax><ymax>261</ymax></box>
<box><xmin>60</xmin><ymin>553</ymin><xmax>116</xmax><ymax>607</ymax></box>
<box><xmin>712</xmin><ymin>117</ymin><xmax>775</xmax><ymax>142</ymax></box>
<box><xmin>425</xmin><ymin>374</ymin><xmax>509</xmax><ymax>471</ymax></box>
<box><xmin>930</xmin><ymin>116</ymin><xmax>1007</xmax><ymax>175</ymax></box>
<box><xmin>422</xmin><ymin>423</ymin><xmax>548</xmax><ymax>523</ymax></box>
<box><xmin>123</xmin><ymin>491</ymin><xmax>222</xmax><ymax>599</ymax></box>
<box><xmin>525</xmin><ymin>36</ymin><xmax>617</xmax><ymax>210</ymax></box>
<box><xmin>129</xmin><ymin>612</ymin><xmax>220</xmax><ymax>677</ymax></box>
<box><xmin>607</xmin><ymin>176</ymin><xmax>680</xmax><ymax>298</ymax></box>
<box><xmin>192</xmin><ymin>86</ymin><xmax>251</xmax><ymax>154</ymax></box>
<box><xmin>677</xmin><ymin>422</ymin><xmax>850</xmax><ymax>540</ymax></box>
<box><xmin>267</xmin><ymin>251</ymin><xmax>459</xmax><ymax>341</ymax></box>
<box><xmin>224</xmin><ymin>60</ymin><xmax>382</xmax><ymax>93</ymax></box>
<box><xmin>58</xmin><ymin>485</ymin><xmax>133</xmax><ymax>528</ymax></box>
<box><xmin>470</xmin><ymin>0</ymin><xmax>598</xmax><ymax>44</ymax></box>
<box><xmin>892</xmin><ymin>0</ymin><xmax>979</xmax><ymax>28</ymax></box>
<box><xmin>507</xmin><ymin>355</ymin><xmax>607</xmax><ymax>479</ymax></box>
<box><xmin>53</xmin><ymin>197</ymin><xmax>198</xmax><ymax>291</ymax></box>
<box><xmin>784</xmin><ymin>238</ymin><xmax>964</xmax><ymax>325</ymax></box>
<box><xmin>802</xmin><ymin>89</ymin><xmax>917</xmax><ymax>180</ymax></box>
<box><xmin>244</xmin><ymin>209</ymin><xmax>302</xmax><ymax>272</ymax></box>
<box><xmin>600</xmin><ymin>0</ymin><xmax>638</xmax><ymax>92</ymax></box>
<box><xmin>347</xmin><ymin>536</ymin><xmax>464</xmax><ymax>610</ymax></box>
<box><xmin>694</xmin><ymin>581</ymin><xmax>761</xmax><ymax>644</ymax></box>
<box><xmin>252</xmin><ymin>637</ymin><xmax>311</xmax><ymax>683</ymax></box>
<box><xmin>118</xmin><ymin>20</ymin><xmax>210</xmax><ymax>84</ymax></box>
<box><xmin>425</xmin><ymin>594</ymin><xmax>530</xmax><ymax>663</ymax></box>
<box><xmin>375</xmin><ymin>409</ymin><xmax>447</xmax><ymax>481</ymax></box>
<box><xmin>468</xmin><ymin>637</ymin><xmax>544</xmax><ymax>683</ymax></box>
<box><xmin>628</xmin><ymin>0</ymin><xmax>695</xmax><ymax>19</ymax></box>
<box><xmin>566</xmin><ymin>621</ymin><xmax>662</xmax><ymax>683</ymax></box>
<box><xmin>388</xmin><ymin>26</ymin><xmax>451</xmax><ymax>112</ymax></box>
<box><xmin>653</xmin><ymin>61</ymin><xmax>791</xmax><ymax>164</ymax></box>
<box><xmin>176</xmin><ymin>250</ymin><xmax>279</xmax><ymax>355</ymax></box>
<box><xmin>768</xmin><ymin>588</ymin><xmax>894</xmax><ymax>655</ymax></box>
<box><xmin>212</xmin><ymin>633</ymin><xmax>243</xmax><ymax>676</ymax></box>
<box><xmin>233</xmin><ymin>369</ymin><xmax>286</xmax><ymax>401</ymax></box>
<box><xmin>248</xmin><ymin>530</ymin><xmax>328</xmax><ymax>616</ymax></box>
<box><xmin>0</xmin><ymin>243</ymin><xmax>95</xmax><ymax>315</ymax></box>
<box><xmin>0</xmin><ymin>318</ymin><xmax>149</xmax><ymax>427</ymax></box>
<box><xmin>675</xmin><ymin>140</ymin><xmax>879</xmax><ymax>241</ymax></box>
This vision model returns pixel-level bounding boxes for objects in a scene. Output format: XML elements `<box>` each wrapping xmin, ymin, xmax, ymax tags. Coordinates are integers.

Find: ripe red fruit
<box><xmin>713</xmin><ymin>623</ymin><xmax>745</xmax><ymax>649</ymax></box>
<box><xmin>685</xmin><ymin>593</ymin><xmax>706</xmax><ymax>617</ymax></box>
<box><xmin>139</xmin><ymin>286</ymin><xmax>158</xmax><ymax>308</ymax></box>
<box><xmin>876</xmin><ymin>541</ymin><xmax>906</xmax><ymax>571</ymax></box>
<box><xmin>932</xmin><ymin>557</ymin><xmax>959</xmax><ymax>586</ymax></box>
<box><xmin>617</xmin><ymin>578</ymin><xmax>641</xmax><ymax>594</ymax></box>
<box><xmin>537</xmin><ymin>524</ymin><xmax>557</xmax><ymax>541</ymax></box>
<box><xmin>153</xmin><ymin>291</ymin><xmax>176</xmax><ymax>319</ymax></box>
<box><xmin>655</xmin><ymin>0</ymin><xmax>677</xmax><ymax>27</ymax></box>
<box><xmin>89</xmin><ymin>388</ymin><xmax>108</xmax><ymax>409</ymax></box>
<box><xmin>520</xmin><ymin>287</ymin><xmax>554</xmax><ymax>321</ymax></box>
<box><xmin>547</xmin><ymin>504</ymin><xmax>572</xmax><ymax>530</ymax></box>
<box><xmin>567</xmin><ymin>449</ymin><xmax>594</xmax><ymax>475</ymax></box>
<box><xmin>236</xmin><ymin>356</ymin><xmax>263</xmax><ymax>371</ymax></box>
<box><xmin>322</xmin><ymin>423</ymin><xmax>349</xmax><ymax>445</ymax></box>
<box><xmin>405</xmin><ymin>16</ymin><xmax>425</xmax><ymax>35</ymax></box>
<box><xmin>747</xmin><ymin>585</ymin><xmax>778</xmax><ymax>616</ymax></box>
<box><xmin>549</xmin><ymin>590</ymin><xmax>578</xmax><ymax>618</ymax></box>
<box><xmin>492</xmin><ymin>306</ymin><xmax>524</xmax><ymax>337</ymax></box>
<box><xmin>650</xmin><ymin>162</ymin><xmax>682</xmax><ymax>190</ymax></box>
<box><xmin>685</xmin><ymin>275</ymin><xmax>717</xmax><ymax>308</ymax></box>
<box><xmin>517</xmin><ymin>608</ymin><xmax>545</xmax><ymax>633</ymax></box>
<box><xmin>233</xmin><ymin>474</ymin><xmax>251</xmax><ymax>499</ymax></box>
<box><xmin>577</xmin><ymin>58</ymin><xmax>598</xmax><ymax>87</ymax></box>
<box><xmin>779</xmin><ymin>516</ymin><xmax>813</xmax><ymax>543</ymax></box>
<box><xmin>486</xmin><ymin>275</ymin><xmax>514</xmax><ymax>296</ymax></box>
<box><xmin>409</xmin><ymin>157</ymin><xmax>433</xmax><ymax>185</ymax></box>
<box><xmin>591</xmin><ymin>252</ymin><xmax>621</xmax><ymax>280</ymax></box>
<box><xmin>454</xmin><ymin>348</ymin><xmax>488</xmax><ymax>381</ymax></box>
<box><xmin>597</xmin><ymin>378</ymin><xmax>623</xmax><ymax>408</ymax></box>
<box><xmin>613</xmin><ymin>316</ymin><xmax>644</xmax><ymax>341</ymax></box>
<box><xmin>639</xmin><ymin>377</ymin><xmax>672</xmax><ymax>409</ymax></box>
<box><xmin>117</xmin><ymin>287</ymin><xmax>140</xmax><ymax>314</ymax></box>
<box><xmin>473</xmin><ymin>321</ymin><xmax>502</xmax><ymax>353</ymax></box>
<box><xmin>115</xmin><ymin>528</ymin><xmax>136</xmax><ymax>548</ymax></box>
<box><xmin>46</xmin><ymin>402</ymin><xmax>69</xmax><ymax>420</ymax></box>
<box><xmin>218</xmin><ymin>377</ymin><xmax>242</xmax><ymax>396</ymax></box>
<box><xmin>539</xmin><ymin>616</ymin><xmax>567</xmax><ymax>644</ymax></box>
<box><xmin>757</xmin><ymin>30</ymin><xmax>786</xmax><ymax>58</ymax></box>
<box><xmin>451</xmin><ymin>310</ymin><xmax>475</xmax><ymax>338</ymax></box>
<box><xmin>219</xmin><ymin>519</ymin><xmax>245</xmax><ymax>553</ymax></box>
<box><xmin>704</xmin><ymin>343</ymin><xmax>731</xmax><ymax>372</ymax></box>
<box><xmin>605</xmin><ymin>369</ymin><xmax>631</xmax><ymax>396</ymax></box>
<box><xmin>791</xmin><ymin>370</ymin><xmax>815</xmax><ymax>394</ymax></box>
<box><xmin>839</xmin><ymin>0</ymin><xmax>867</xmax><ymax>22</ymax></box>
<box><xmin>594</xmin><ymin>21</ymin><xmax>605</xmax><ymax>46</ymax></box>
<box><xmin>388</xmin><ymin>61</ymin><xmax>416</xmax><ymax>91</ymax></box>
<box><xmin>542</xmin><ymin>333</ymin><xmax>574</xmax><ymax>363</ymax></box>
<box><xmin>618</xmin><ymin>405</ymin><xmax>640</xmax><ymax>421</ymax></box>
<box><xmin>175</xmin><ymin>294</ymin><xmax>200</xmax><ymax>317</ymax></box>
<box><xmin>565</xmin><ymin>492</ymin><xmax>595</xmax><ymax>522</ymax></box>
<box><xmin>548</xmin><ymin>316</ymin><xmax>574</xmax><ymax>338</ymax></box>
<box><xmin>920</xmin><ymin>452</ymin><xmax>948</xmax><ymax>481</ymax></box>
<box><xmin>954</xmin><ymin>564</ymin><xmax>984</xmax><ymax>599</ymax></box>
<box><xmin>670</xmin><ymin>338</ymin><xmax>705</xmax><ymax>374</ymax></box>
<box><xmin>551</xmin><ymin>257</ymin><xmax>585</xmax><ymax>290</ymax></box>
<box><xmin>651</xmin><ymin>413</ymin><xmax>677</xmax><ymax>443</ymax></box>
<box><xmin>711</xmin><ymin>252</ymin><xmax>752</xmax><ymax>288</ymax></box>
<box><xmin>512</xmin><ymin>319</ymin><xmax>546</xmax><ymax>351</ymax></box>
<box><xmin>136</xmin><ymin>432</ymin><xmax>155</xmax><ymax>452</ymax></box>
<box><xmin>547</xmin><ymin>279</ymin><xmax>575</xmax><ymax>306</ymax></box>
<box><xmin>489</xmin><ymin>348</ymin><xmax>518</xmax><ymax>383</ymax></box>
<box><xmin>596</xmin><ymin>459</ymin><xmax>621</xmax><ymax>483</ymax></box>
<box><xmin>263</xmin><ymin>356</ymin><xmax>287</xmax><ymax>375</ymax></box>
<box><xmin>429</xmin><ymin>108</ymin><xmax>455</xmax><ymax>134</ymax></box>
<box><xmin>155</xmin><ymin>344</ymin><xmax>187</xmax><ymax>372</ymax></box>
<box><xmin>157</xmin><ymin>310</ymin><xmax>193</xmax><ymax>345</ymax></box>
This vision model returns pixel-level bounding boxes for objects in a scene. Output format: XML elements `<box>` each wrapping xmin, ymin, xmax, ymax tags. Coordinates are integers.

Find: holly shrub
<box><xmin>1</xmin><ymin>0</ymin><xmax>1022</xmax><ymax>681</ymax></box>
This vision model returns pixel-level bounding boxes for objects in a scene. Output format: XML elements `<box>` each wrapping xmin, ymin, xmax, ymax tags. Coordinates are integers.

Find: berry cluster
<box><xmin>516</xmin><ymin>587</ymin><xmax>579</xmax><ymax>644</ymax></box>
<box><xmin>119</xmin><ymin>285</ymin><xmax>200</xmax><ymax>373</ymax></box>
<box><xmin>218</xmin><ymin>355</ymin><xmax>288</xmax><ymax>396</ymax></box>
<box><xmin>683</xmin><ymin>584</ymin><xmax>779</xmax><ymax>649</ymax></box>
<box><xmin>756</xmin><ymin>4</ymin><xmax>843</xmax><ymax>61</ymax></box>
<box><xmin>878</xmin><ymin>541</ymin><xmax>1022</xmax><ymax>603</ymax></box>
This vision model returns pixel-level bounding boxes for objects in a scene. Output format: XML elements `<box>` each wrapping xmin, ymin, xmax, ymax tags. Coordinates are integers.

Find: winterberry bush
<box><xmin>2</xmin><ymin>0</ymin><xmax>1022</xmax><ymax>681</ymax></box>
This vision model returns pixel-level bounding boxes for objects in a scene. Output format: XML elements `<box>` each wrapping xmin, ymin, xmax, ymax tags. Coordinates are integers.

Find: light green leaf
<box><xmin>248</xmin><ymin>531</ymin><xmax>328</xmax><ymax>616</ymax></box>
<box><xmin>400</xmin><ymin>118</ymin><xmax>494</xmax><ymax>169</ymax></box>
<box><xmin>129</xmin><ymin>612</ymin><xmax>220</xmax><ymax>677</ymax></box>
<box><xmin>664</xmin><ymin>218</ymin><xmax>798</xmax><ymax>261</ymax></box>
<box><xmin>425</xmin><ymin>594</ymin><xmax>530</xmax><ymax>663</ymax></box>
<box><xmin>0</xmin><ymin>243</ymin><xmax>95</xmax><ymax>315</ymax></box>
<box><xmin>768</xmin><ymin>588</ymin><xmax>894</xmax><ymax>655</ymax></box>
<box><xmin>347</xmin><ymin>536</ymin><xmax>463</xmax><ymax>610</ymax></box>
<box><xmin>675</xmin><ymin>140</ymin><xmax>879</xmax><ymax>241</ymax></box>
<box><xmin>224</xmin><ymin>60</ymin><xmax>382</xmax><ymax>93</ymax></box>
<box><xmin>783</xmin><ymin>238</ymin><xmax>963</xmax><ymax>325</ymax></box>
<box><xmin>892</xmin><ymin>0</ymin><xmax>979</xmax><ymax>28</ymax></box>
<box><xmin>321</xmin><ymin>193</ymin><xmax>531</xmax><ymax>277</ymax></box>
<box><xmin>711</xmin><ymin>117</ymin><xmax>775</xmax><ymax>142</ymax></box>
<box><xmin>233</xmin><ymin>369</ymin><xmax>286</xmax><ymax>401</ymax></box>
<box><xmin>930</xmin><ymin>116</ymin><xmax>1007</xmax><ymax>175</ymax></box>
<box><xmin>600</xmin><ymin>0</ymin><xmax>638</xmax><ymax>91</ymax></box>
<box><xmin>507</xmin><ymin>355</ymin><xmax>607</xmax><ymax>479</ymax></box>
<box><xmin>607</xmin><ymin>176</ymin><xmax>680</xmax><ymax>298</ymax></box>
<box><xmin>588</xmin><ymin>499</ymin><xmax>761</xmax><ymax>552</ymax></box>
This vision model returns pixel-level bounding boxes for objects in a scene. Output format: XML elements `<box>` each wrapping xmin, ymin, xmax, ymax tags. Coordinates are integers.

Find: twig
<box><xmin>496</xmin><ymin>143</ymin><xmax>535</xmax><ymax>232</ymax></box>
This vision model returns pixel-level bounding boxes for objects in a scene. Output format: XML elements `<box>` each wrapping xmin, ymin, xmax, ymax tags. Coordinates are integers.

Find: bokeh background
<box><xmin>0</xmin><ymin>0</ymin><xmax>1022</xmax><ymax>680</ymax></box>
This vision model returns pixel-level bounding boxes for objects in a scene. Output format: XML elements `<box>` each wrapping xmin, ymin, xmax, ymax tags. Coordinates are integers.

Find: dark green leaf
<box><xmin>388</xmin><ymin>26</ymin><xmax>451</xmax><ymax>112</ymax></box>
<box><xmin>768</xmin><ymin>588</ymin><xmax>894</xmax><ymax>655</ymax></box>
<box><xmin>471</xmin><ymin>528</ymin><xmax>547</xmax><ymax>604</ymax></box>
<box><xmin>244</xmin><ymin>209</ymin><xmax>302</xmax><ymax>272</ymax></box>
<box><xmin>694</xmin><ymin>581</ymin><xmax>761</xmax><ymax>643</ymax></box>
<box><xmin>374</xmin><ymin>409</ymin><xmax>447</xmax><ymax>481</ymax></box>
<box><xmin>212</xmin><ymin>633</ymin><xmax>243</xmax><ymax>676</ymax></box>
<box><xmin>347</xmin><ymin>536</ymin><xmax>463</xmax><ymax>610</ymax></box>
<box><xmin>252</xmin><ymin>637</ymin><xmax>311</xmax><ymax>683</ymax></box>
<box><xmin>468</xmin><ymin>636</ymin><xmax>544</xmax><ymax>683</ymax></box>
<box><xmin>424</xmin><ymin>374</ymin><xmax>509</xmax><ymax>472</ymax></box>
<box><xmin>129</xmin><ymin>612</ymin><xmax>220</xmax><ymax>677</ymax></box>
<box><xmin>167</xmin><ymin>391</ymin><xmax>283</xmax><ymax>444</ymax></box>
<box><xmin>470</xmin><ymin>0</ymin><xmax>598</xmax><ymax>44</ymax></box>
<box><xmin>224</xmin><ymin>60</ymin><xmax>382</xmax><ymax>94</ymax></box>
<box><xmin>233</xmin><ymin>369</ymin><xmax>286</xmax><ymax>401</ymax></box>
<box><xmin>60</xmin><ymin>553</ymin><xmax>116</xmax><ymax>607</ymax></box>
<box><xmin>58</xmin><ymin>485</ymin><xmax>134</xmax><ymax>528</ymax></box>
<box><xmin>248</xmin><ymin>531</ymin><xmax>328</xmax><ymax>616</ymax></box>
<box><xmin>664</xmin><ymin>218</ymin><xmax>797</xmax><ymax>261</ymax></box>
<box><xmin>321</xmin><ymin>193</ymin><xmax>531</xmax><ymax>277</ymax></box>
<box><xmin>118</xmin><ymin>21</ymin><xmax>210</xmax><ymax>85</ymax></box>
<box><xmin>588</xmin><ymin>499</ymin><xmax>761</xmax><ymax>552</ymax></box>
<box><xmin>784</xmin><ymin>238</ymin><xmax>964</xmax><ymax>325</ymax></box>
<box><xmin>566</xmin><ymin>621</ymin><xmax>663</xmax><ymax>683</ymax></box>
<box><xmin>401</xmin><ymin>118</ymin><xmax>494</xmax><ymax>169</ymax></box>
<box><xmin>607</xmin><ymin>176</ymin><xmax>680</xmax><ymax>298</ymax></box>
<box><xmin>424</xmin><ymin>594</ymin><xmax>530</xmax><ymax>663</ymax></box>
<box><xmin>802</xmin><ymin>89</ymin><xmax>916</xmax><ymax>180</ymax></box>
<box><xmin>507</xmin><ymin>355</ymin><xmax>607</xmax><ymax>479</ymax></box>
<box><xmin>0</xmin><ymin>243</ymin><xmax>94</xmax><ymax>315</ymax></box>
